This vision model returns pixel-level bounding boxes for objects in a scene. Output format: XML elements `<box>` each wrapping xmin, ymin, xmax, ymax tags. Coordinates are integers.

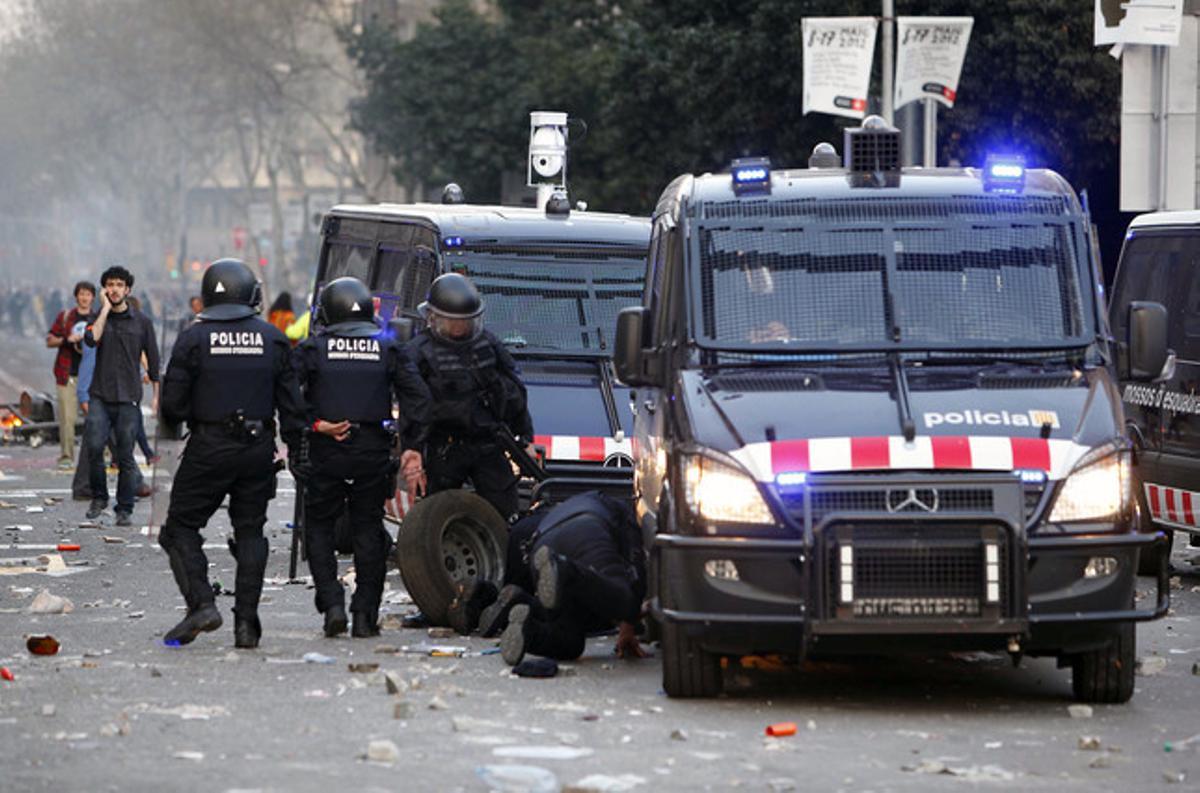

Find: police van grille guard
<box><xmin>688</xmin><ymin>204</ymin><xmax>1091</xmax><ymax>353</ymax></box>
<box><xmin>782</xmin><ymin>482</ymin><xmax>1047</xmax><ymax>526</ymax></box>
<box><xmin>821</xmin><ymin>522</ymin><xmax>1015</xmax><ymax>622</ymax></box>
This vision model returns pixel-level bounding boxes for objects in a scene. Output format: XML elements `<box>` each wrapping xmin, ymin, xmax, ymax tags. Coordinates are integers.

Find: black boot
<box><xmin>324</xmin><ymin>604</ymin><xmax>348</xmax><ymax>638</ymax></box>
<box><xmin>447</xmin><ymin>579</ymin><xmax>499</xmax><ymax>636</ymax></box>
<box><xmin>352</xmin><ymin>610</ymin><xmax>379</xmax><ymax>638</ymax></box>
<box><xmin>234</xmin><ymin>609</ymin><xmax>262</xmax><ymax>649</ymax></box>
<box><xmin>500</xmin><ymin>604</ymin><xmax>533</xmax><ymax>665</ymax></box>
<box><xmin>478</xmin><ymin>585</ymin><xmax>540</xmax><ymax>638</ymax></box>
<box><xmin>164</xmin><ymin>603</ymin><xmax>223</xmax><ymax>647</ymax></box>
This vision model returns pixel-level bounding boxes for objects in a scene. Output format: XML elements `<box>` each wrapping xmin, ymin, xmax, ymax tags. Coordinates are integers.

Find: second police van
<box><xmin>614</xmin><ymin>118</ymin><xmax>1169</xmax><ymax>702</ymax></box>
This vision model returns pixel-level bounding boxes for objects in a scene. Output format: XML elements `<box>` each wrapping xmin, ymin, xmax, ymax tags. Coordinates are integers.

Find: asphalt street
<box><xmin>2</xmin><ymin>335</ymin><xmax>1200</xmax><ymax>792</ymax></box>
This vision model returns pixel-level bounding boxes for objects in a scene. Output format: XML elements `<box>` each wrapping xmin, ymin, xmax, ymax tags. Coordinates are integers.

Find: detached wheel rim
<box><xmin>440</xmin><ymin>517</ymin><xmax>503</xmax><ymax>585</ymax></box>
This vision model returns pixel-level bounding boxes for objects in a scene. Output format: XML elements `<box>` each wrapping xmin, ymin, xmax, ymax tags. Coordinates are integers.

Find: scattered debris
<box><xmin>98</xmin><ymin>723</ymin><xmax>121</xmax><ymax>738</ymax></box>
<box><xmin>28</xmin><ymin>589</ymin><xmax>73</xmax><ymax>614</ymax></box>
<box><xmin>142</xmin><ymin>704</ymin><xmax>229</xmax><ymax>720</ymax></box>
<box><xmin>670</xmin><ymin>729</ymin><xmax>688</xmax><ymax>741</ymax></box>
<box><xmin>766</xmin><ymin>780</ymin><xmax>796</xmax><ymax>793</ymax></box>
<box><xmin>1165</xmin><ymin>733</ymin><xmax>1200</xmax><ymax>753</ymax></box>
<box><xmin>427</xmin><ymin>696</ymin><xmax>449</xmax><ymax>711</ymax></box>
<box><xmin>384</xmin><ymin>671</ymin><xmax>407</xmax><ymax>695</ymax></box>
<box><xmin>1078</xmin><ymin>736</ymin><xmax>1102</xmax><ymax>751</ymax></box>
<box><xmin>149</xmin><ymin>667</ymin><xmax>162</xmax><ymax>678</ymax></box>
<box><xmin>901</xmin><ymin>760</ymin><xmax>1014</xmax><ymax>781</ymax></box>
<box><xmin>25</xmin><ymin>506</ymin><xmax>43</xmax><ymax>514</ymax></box>
<box><xmin>1164</xmin><ymin>770</ymin><xmax>1187</xmax><ymax>784</ymax></box>
<box><xmin>765</xmin><ymin>722</ymin><xmax>797</xmax><ymax>737</ymax></box>
<box><xmin>41</xmin><ymin>704</ymin><xmax>55</xmax><ymax>717</ymax></box>
<box><xmin>172</xmin><ymin>751</ymin><xmax>205</xmax><ymax>762</ymax></box>
<box><xmin>348</xmin><ymin>662</ymin><xmax>379</xmax><ymax>674</ymax></box>
<box><xmin>26</xmin><ymin>634</ymin><xmax>60</xmax><ymax>655</ymax></box>
<box><xmin>302</xmin><ymin>652</ymin><xmax>335</xmax><ymax>665</ymax></box>
<box><xmin>1089</xmin><ymin>755</ymin><xmax>1113</xmax><ymax>769</ymax></box>
<box><xmin>1067</xmin><ymin>705</ymin><xmax>1093</xmax><ymax>719</ymax></box>
<box><xmin>127</xmin><ymin>611</ymin><xmax>145</xmax><ymax>619</ymax></box>
<box><xmin>476</xmin><ymin>765</ymin><xmax>559</xmax><ymax>793</ymax></box>
<box><xmin>563</xmin><ymin>774</ymin><xmax>647</xmax><ymax>792</ymax></box>
<box><xmin>393</xmin><ymin>701</ymin><xmax>411</xmax><ymax>719</ymax></box>
<box><xmin>427</xmin><ymin>626</ymin><xmax>455</xmax><ymax>639</ymax></box>
<box><xmin>1193</xmin><ymin>662</ymin><xmax>1200</xmax><ymax>676</ymax></box>
<box><xmin>1136</xmin><ymin>656</ymin><xmax>1167</xmax><ymax>676</ymax></box>
<box><xmin>366</xmin><ymin>739</ymin><xmax>400</xmax><ymax>764</ymax></box>
<box><xmin>101</xmin><ymin>536</ymin><xmax>125</xmax><ymax>544</ymax></box>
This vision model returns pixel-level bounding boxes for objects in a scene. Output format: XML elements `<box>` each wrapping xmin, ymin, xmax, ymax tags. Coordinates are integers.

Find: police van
<box><xmin>1110</xmin><ymin>211</ymin><xmax>1200</xmax><ymax>562</ymax></box>
<box><xmin>613</xmin><ymin>118</ymin><xmax>1169</xmax><ymax>702</ymax></box>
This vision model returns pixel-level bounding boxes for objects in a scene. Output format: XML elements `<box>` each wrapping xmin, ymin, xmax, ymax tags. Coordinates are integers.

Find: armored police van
<box><xmin>309</xmin><ymin>199</ymin><xmax>649</xmax><ymax>621</ymax></box>
<box><xmin>1111</xmin><ymin>211</ymin><xmax>1200</xmax><ymax>561</ymax></box>
<box><xmin>614</xmin><ymin>118</ymin><xmax>1169</xmax><ymax>702</ymax></box>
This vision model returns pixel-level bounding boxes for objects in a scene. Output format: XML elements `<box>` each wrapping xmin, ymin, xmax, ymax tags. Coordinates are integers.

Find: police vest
<box><xmin>417</xmin><ymin>332</ymin><xmax>506</xmax><ymax>435</ymax></box>
<box><xmin>308</xmin><ymin>334</ymin><xmax>393</xmax><ymax>422</ymax></box>
<box><xmin>190</xmin><ymin>316</ymin><xmax>277</xmax><ymax>422</ymax></box>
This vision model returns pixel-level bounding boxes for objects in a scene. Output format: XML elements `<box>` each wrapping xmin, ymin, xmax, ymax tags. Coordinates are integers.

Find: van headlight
<box><xmin>682</xmin><ymin>452</ymin><xmax>775</xmax><ymax>527</ymax></box>
<box><xmin>1048</xmin><ymin>443</ymin><xmax>1131</xmax><ymax>524</ymax></box>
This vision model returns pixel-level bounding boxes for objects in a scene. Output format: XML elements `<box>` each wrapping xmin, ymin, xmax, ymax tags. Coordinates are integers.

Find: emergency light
<box><xmin>1018</xmin><ymin>469</ymin><xmax>1047</xmax><ymax>485</ymax></box>
<box><xmin>442</xmin><ymin>236</ymin><xmax>464</xmax><ymax>249</ymax></box>
<box><xmin>983</xmin><ymin>155</ymin><xmax>1026</xmax><ymax>193</ymax></box>
<box><xmin>731</xmin><ymin>157</ymin><xmax>772</xmax><ymax>196</ymax></box>
<box><xmin>775</xmin><ymin>471</ymin><xmax>807</xmax><ymax>488</ymax></box>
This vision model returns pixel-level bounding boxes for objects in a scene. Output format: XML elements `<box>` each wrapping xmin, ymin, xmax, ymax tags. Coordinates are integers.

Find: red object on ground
<box><xmin>27</xmin><ymin>635</ymin><xmax>60</xmax><ymax>655</ymax></box>
<box><xmin>765</xmin><ymin>722</ymin><xmax>797</xmax><ymax>737</ymax></box>
<box><xmin>56</xmin><ymin>543</ymin><xmax>80</xmax><ymax>552</ymax></box>
<box><xmin>1</xmin><ymin>667</ymin><xmax>13</xmax><ymax>681</ymax></box>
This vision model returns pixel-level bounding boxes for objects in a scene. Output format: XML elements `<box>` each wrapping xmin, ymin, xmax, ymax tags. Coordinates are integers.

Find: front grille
<box><xmin>786</xmin><ymin>488</ymin><xmax>993</xmax><ymax>525</ymax></box>
<box><xmin>823</xmin><ymin>523</ymin><xmax>1010</xmax><ymax>620</ymax></box>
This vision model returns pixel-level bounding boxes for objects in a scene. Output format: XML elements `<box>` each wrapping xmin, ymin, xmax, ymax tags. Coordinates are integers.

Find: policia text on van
<box><xmin>614</xmin><ymin>120</ymin><xmax>1169</xmax><ymax>703</ymax></box>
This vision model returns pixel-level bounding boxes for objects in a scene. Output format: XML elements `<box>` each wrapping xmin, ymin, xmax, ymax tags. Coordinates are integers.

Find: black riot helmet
<box><xmin>317</xmin><ymin>277</ymin><xmax>378</xmax><ymax>337</ymax></box>
<box><xmin>199</xmin><ymin>259</ymin><xmax>262</xmax><ymax>321</ymax></box>
<box><xmin>419</xmin><ymin>272</ymin><xmax>484</xmax><ymax>342</ymax></box>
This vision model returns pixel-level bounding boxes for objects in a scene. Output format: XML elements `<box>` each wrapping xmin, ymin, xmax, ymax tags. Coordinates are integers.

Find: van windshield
<box><xmin>447</xmin><ymin>246</ymin><xmax>645</xmax><ymax>354</ymax></box>
<box><xmin>694</xmin><ymin>208</ymin><xmax>1091</xmax><ymax>351</ymax></box>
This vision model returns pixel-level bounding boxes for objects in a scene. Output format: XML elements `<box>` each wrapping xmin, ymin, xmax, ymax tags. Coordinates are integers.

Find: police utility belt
<box><xmin>192</xmin><ymin>412</ymin><xmax>275</xmax><ymax>443</ymax></box>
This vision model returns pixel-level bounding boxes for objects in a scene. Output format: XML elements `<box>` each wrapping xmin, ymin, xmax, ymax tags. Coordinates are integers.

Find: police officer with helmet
<box><xmin>295</xmin><ymin>277</ymin><xmax>432</xmax><ymax>638</ymax></box>
<box><xmin>158</xmin><ymin>259</ymin><xmax>306</xmax><ymax>649</ymax></box>
<box><xmin>405</xmin><ymin>273</ymin><xmax>533</xmax><ymax>521</ymax></box>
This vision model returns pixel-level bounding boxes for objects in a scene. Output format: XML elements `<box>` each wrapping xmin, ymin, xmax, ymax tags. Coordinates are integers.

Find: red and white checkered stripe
<box><xmin>730</xmin><ymin>435</ymin><xmax>1090</xmax><ymax>482</ymax></box>
<box><xmin>533</xmin><ymin>434</ymin><xmax>633</xmax><ymax>463</ymax></box>
<box><xmin>1144</xmin><ymin>483</ymin><xmax>1200</xmax><ymax>529</ymax></box>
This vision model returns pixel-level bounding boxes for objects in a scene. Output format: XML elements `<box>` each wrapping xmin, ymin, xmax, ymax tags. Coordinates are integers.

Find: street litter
<box><xmin>348</xmin><ymin>662</ymin><xmax>379</xmax><ymax>673</ymax></box>
<box><xmin>1078</xmin><ymin>736</ymin><xmax>1102</xmax><ymax>751</ymax></box>
<box><xmin>101</xmin><ymin>536</ymin><xmax>125</xmax><ymax>544</ymax></box>
<box><xmin>1136</xmin><ymin>656</ymin><xmax>1167</xmax><ymax>676</ymax></box>
<box><xmin>1165</xmin><ymin>733</ymin><xmax>1200</xmax><ymax>753</ymax></box>
<box><xmin>384</xmin><ymin>671</ymin><xmax>407</xmax><ymax>695</ymax></box>
<box><xmin>1</xmin><ymin>667</ymin><xmax>13</xmax><ymax>681</ymax></box>
<box><xmin>3</xmin><ymin>524</ymin><xmax>32</xmax><ymax>531</ymax></box>
<box><xmin>140</xmin><ymin>704</ymin><xmax>229</xmax><ymax>720</ymax></box>
<box><xmin>901</xmin><ymin>760</ymin><xmax>1015</xmax><ymax>781</ymax></box>
<box><xmin>366</xmin><ymin>739</ymin><xmax>400</xmax><ymax>764</ymax></box>
<box><xmin>428</xmin><ymin>695</ymin><xmax>449</xmax><ymax>710</ymax></box>
<box><xmin>476</xmin><ymin>764</ymin><xmax>559</xmax><ymax>793</ymax></box>
<box><xmin>26</xmin><ymin>634</ymin><xmax>60</xmax><ymax>655</ymax></box>
<box><xmin>765</xmin><ymin>722</ymin><xmax>797</xmax><ymax>737</ymax></box>
<box><xmin>1067</xmin><ymin>704</ymin><xmax>1093</xmax><ymax>719</ymax></box>
<box><xmin>302</xmin><ymin>652</ymin><xmax>335</xmax><ymax>664</ymax></box>
<box><xmin>28</xmin><ymin>589</ymin><xmax>73</xmax><ymax>613</ymax></box>
<box><xmin>41</xmin><ymin>704</ymin><xmax>55</xmax><ymax>717</ymax></box>
<box><xmin>172</xmin><ymin>751</ymin><xmax>205</xmax><ymax>761</ymax></box>
<box><xmin>565</xmin><ymin>774</ymin><xmax>647</xmax><ymax>792</ymax></box>
<box><xmin>55</xmin><ymin>543</ymin><xmax>80</xmax><ymax>552</ymax></box>
<box><xmin>25</xmin><ymin>506</ymin><xmax>43</xmax><ymax>513</ymax></box>
<box><xmin>492</xmin><ymin>745</ymin><xmax>595</xmax><ymax>760</ymax></box>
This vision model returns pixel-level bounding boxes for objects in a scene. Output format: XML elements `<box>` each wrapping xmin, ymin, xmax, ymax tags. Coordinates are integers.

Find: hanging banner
<box><xmin>802</xmin><ymin>17</ymin><xmax>878</xmax><ymax>119</ymax></box>
<box><xmin>1095</xmin><ymin>0</ymin><xmax>1184</xmax><ymax>47</ymax></box>
<box><xmin>894</xmin><ymin>17</ymin><xmax>974</xmax><ymax>111</ymax></box>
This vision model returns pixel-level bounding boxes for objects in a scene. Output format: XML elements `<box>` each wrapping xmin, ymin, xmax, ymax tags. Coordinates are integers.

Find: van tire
<box><xmin>662</xmin><ymin>621</ymin><xmax>722</xmax><ymax>698</ymax></box>
<box><xmin>1137</xmin><ymin>529</ymin><xmax>1172</xmax><ymax>576</ymax></box>
<box><xmin>395</xmin><ymin>491</ymin><xmax>508</xmax><ymax>626</ymax></box>
<box><xmin>1070</xmin><ymin>621</ymin><xmax>1135</xmax><ymax>704</ymax></box>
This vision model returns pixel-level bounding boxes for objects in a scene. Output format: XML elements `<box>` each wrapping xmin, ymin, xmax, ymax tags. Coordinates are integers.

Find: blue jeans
<box><xmin>86</xmin><ymin>400</ymin><xmax>140</xmax><ymax>514</ymax></box>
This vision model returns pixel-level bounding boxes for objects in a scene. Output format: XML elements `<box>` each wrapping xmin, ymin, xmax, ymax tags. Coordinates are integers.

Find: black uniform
<box><xmin>407</xmin><ymin>328</ymin><xmax>533</xmax><ymax>520</ymax></box>
<box><xmin>295</xmin><ymin>327</ymin><xmax>432</xmax><ymax>626</ymax></box>
<box><xmin>159</xmin><ymin>315</ymin><xmax>305</xmax><ymax>637</ymax></box>
<box><xmin>503</xmin><ymin>491</ymin><xmax>645</xmax><ymax>660</ymax></box>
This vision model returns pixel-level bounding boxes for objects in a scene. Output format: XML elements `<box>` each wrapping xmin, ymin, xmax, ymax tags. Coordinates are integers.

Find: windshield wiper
<box><xmin>889</xmin><ymin>352</ymin><xmax>917</xmax><ymax>442</ymax></box>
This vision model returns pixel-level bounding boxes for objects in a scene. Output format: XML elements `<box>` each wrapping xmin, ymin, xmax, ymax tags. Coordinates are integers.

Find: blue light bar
<box><xmin>442</xmin><ymin>236</ymin><xmax>464</xmax><ymax>248</ymax></box>
<box><xmin>982</xmin><ymin>154</ymin><xmax>1026</xmax><ymax>193</ymax></box>
<box><xmin>731</xmin><ymin>156</ymin><xmax>771</xmax><ymax>196</ymax></box>
<box><xmin>1017</xmin><ymin>469</ymin><xmax>1047</xmax><ymax>485</ymax></box>
<box><xmin>775</xmin><ymin>471</ymin><xmax>807</xmax><ymax>487</ymax></box>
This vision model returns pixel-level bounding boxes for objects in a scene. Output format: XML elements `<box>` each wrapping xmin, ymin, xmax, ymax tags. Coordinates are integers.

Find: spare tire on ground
<box><xmin>395</xmin><ymin>490</ymin><xmax>508</xmax><ymax>626</ymax></box>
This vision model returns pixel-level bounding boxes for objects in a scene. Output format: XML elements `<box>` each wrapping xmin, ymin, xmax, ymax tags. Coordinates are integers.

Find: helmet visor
<box><xmin>428</xmin><ymin>311</ymin><xmax>483</xmax><ymax>342</ymax></box>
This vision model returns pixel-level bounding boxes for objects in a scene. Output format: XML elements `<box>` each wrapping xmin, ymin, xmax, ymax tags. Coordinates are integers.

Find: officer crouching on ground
<box><xmin>158</xmin><ymin>259</ymin><xmax>306</xmax><ymax>649</ymax></box>
<box><xmin>404</xmin><ymin>273</ymin><xmax>533</xmax><ymax>521</ymax></box>
<box><xmin>295</xmin><ymin>277</ymin><xmax>432</xmax><ymax>638</ymax></box>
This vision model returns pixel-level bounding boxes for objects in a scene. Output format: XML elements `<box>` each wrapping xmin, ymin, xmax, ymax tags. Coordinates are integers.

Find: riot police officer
<box><xmin>158</xmin><ymin>259</ymin><xmax>306</xmax><ymax>649</ymax></box>
<box><xmin>295</xmin><ymin>277</ymin><xmax>432</xmax><ymax>638</ymax></box>
<box><xmin>405</xmin><ymin>273</ymin><xmax>533</xmax><ymax>521</ymax></box>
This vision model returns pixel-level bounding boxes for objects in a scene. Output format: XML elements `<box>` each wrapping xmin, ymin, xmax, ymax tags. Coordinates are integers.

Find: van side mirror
<box><xmin>388</xmin><ymin>316</ymin><xmax>416</xmax><ymax>344</ymax></box>
<box><xmin>1127</xmin><ymin>301</ymin><xmax>1173</xmax><ymax>382</ymax></box>
<box><xmin>614</xmin><ymin>307</ymin><xmax>652</xmax><ymax>386</ymax></box>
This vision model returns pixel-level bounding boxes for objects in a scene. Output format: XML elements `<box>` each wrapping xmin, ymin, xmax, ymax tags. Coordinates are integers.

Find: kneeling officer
<box><xmin>295</xmin><ymin>277</ymin><xmax>431</xmax><ymax>638</ymax></box>
<box><xmin>159</xmin><ymin>259</ymin><xmax>306</xmax><ymax>648</ymax></box>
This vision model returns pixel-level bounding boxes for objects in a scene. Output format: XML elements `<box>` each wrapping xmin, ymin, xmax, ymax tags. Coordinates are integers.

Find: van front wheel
<box><xmin>661</xmin><ymin>621</ymin><xmax>722</xmax><ymax>698</ymax></box>
<box><xmin>1070</xmin><ymin>621</ymin><xmax>1135</xmax><ymax>704</ymax></box>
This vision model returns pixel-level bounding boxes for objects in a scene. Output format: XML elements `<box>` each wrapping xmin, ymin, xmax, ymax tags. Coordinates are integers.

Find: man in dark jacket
<box><xmin>83</xmin><ymin>266</ymin><xmax>159</xmax><ymax>526</ymax></box>
<box><xmin>404</xmin><ymin>273</ymin><xmax>532</xmax><ymax>521</ymax></box>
